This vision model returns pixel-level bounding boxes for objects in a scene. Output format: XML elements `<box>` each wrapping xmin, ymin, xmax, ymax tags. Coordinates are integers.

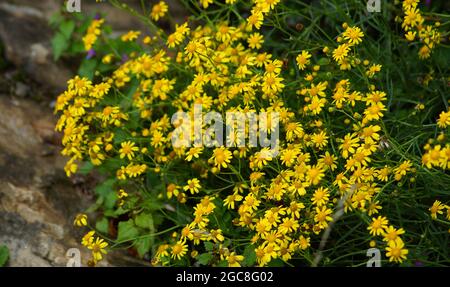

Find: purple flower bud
<box><xmin>121</xmin><ymin>54</ymin><xmax>129</xmax><ymax>63</ymax></box>
<box><xmin>425</xmin><ymin>0</ymin><xmax>431</xmax><ymax>6</ymax></box>
<box><xmin>94</xmin><ymin>13</ymin><xmax>101</xmax><ymax>20</ymax></box>
<box><xmin>86</xmin><ymin>49</ymin><xmax>96</xmax><ymax>59</ymax></box>
<box><xmin>414</xmin><ymin>260</ymin><xmax>424</xmax><ymax>267</ymax></box>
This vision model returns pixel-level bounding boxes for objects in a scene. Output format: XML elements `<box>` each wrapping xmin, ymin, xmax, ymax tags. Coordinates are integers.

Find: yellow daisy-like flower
<box><xmin>171</xmin><ymin>240</ymin><xmax>188</xmax><ymax>260</ymax></box>
<box><xmin>247</xmin><ymin>33</ymin><xmax>264</xmax><ymax>49</ymax></box>
<box><xmin>367</xmin><ymin>216</ymin><xmax>389</xmax><ymax>236</ymax></box>
<box><xmin>211</xmin><ymin>147</ymin><xmax>232</xmax><ymax>169</ymax></box>
<box><xmin>121</xmin><ymin>30</ymin><xmax>141</xmax><ymax>42</ymax></box>
<box><xmin>88</xmin><ymin>237</ymin><xmax>109</xmax><ymax>262</ymax></box>
<box><xmin>385</xmin><ymin>238</ymin><xmax>408</xmax><ymax>263</ymax></box>
<box><xmin>74</xmin><ymin>213</ymin><xmax>88</xmax><ymax>227</ymax></box>
<box><xmin>150</xmin><ymin>1</ymin><xmax>168</xmax><ymax>21</ymax></box>
<box><xmin>183</xmin><ymin>178</ymin><xmax>201</xmax><ymax>194</ymax></box>
<box><xmin>296</xmin><ymin>50</ymin><xmax>311</xmax><ymax>70</ymax></box>
<box><xmin>343</xmin><ymin>26</ymin><xmax>364</xmax><ymax>45</ymax></box>
<box><xmin>119</xmin><ymin>141</ymin><xmax>139</xmax><ymax>160</ymax></box>
<box><xmin>332</xmin><ymin>44</ymin><xmax>350</xmax><ymax>62</ymax></box>
<box><xmin>226</xmin><ymin>252</ymin><xmax>244</xmax><ymax>267</ymax></box>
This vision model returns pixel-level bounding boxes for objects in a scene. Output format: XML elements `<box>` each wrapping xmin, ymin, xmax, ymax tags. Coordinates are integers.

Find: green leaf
<box><xmin>197</xmin><ymin>253</ymin><xmax>213</xmax><ymax>266</ymax></box>
<box><xmin>78</xmin><ymin>59</ymin><xmax>97</xmax><ymax>80</ymax></box>
<box><xmin>0</xmin><ymin>245</ymin><xmax>9</xmax><ymax>267</ymax></box>
<box><xmin>59</xmin><ymin>20</ymin><xmax>75</xmax><ymax>39</ymax></box>
<box><xmin>95</xmin><ymin>217</ymin><xmax>109</xmax><ymax>234</ymax></box>
<box><xmin>48</xmin><ymin>12</ymin><xmax>64</xmax><ymax>27</ymax></box>
<box><xmin>135</xmin><ymin>237</ymin><xmax>151</xmax><ymax>258</ymax></box>
<box><xmin>216</xmin><ymin>260</ymin><xmax>228</xmax><ymax>267</ymax></box>
<box><xmin>117</xmin><ymin>220</ymin><xmax>139</xmax><ymax>242</ymax></box>
<box><xmin>204</xmin><ymin>241</ymin><xmax>214</xmax><ymax>252</ymax></box>
<box><xmin>135</xmin><ymin>213</ymin><xmax>154</xmax><ymax>229</ymax></box>
<box><xmin>267</xmin><ymin>258</ymin><xmax>285</xmax><ymax>267</ymax></box>
<box><xmin>317</xmin><ymin>57</ymin><xmax>330</xmax><ymax>66</ymax></box>
<box><xmin>78</xmin><ymin>161</ymin><xmax>94</xmax><ymax>175</ymax></box>
<box><xmin>51</xmin><ymin>32</ymin><xmax>69</xmax><ymax>60</ymax></box>
<box><xmin>242</xmin><ymin>245</ymin><xmax>256</xmax><ymax>267</ymax></box>
<box><xmin>95</xmin><ymin>179</ymin><xmax>117</xmax><ymax>209</ymax></box>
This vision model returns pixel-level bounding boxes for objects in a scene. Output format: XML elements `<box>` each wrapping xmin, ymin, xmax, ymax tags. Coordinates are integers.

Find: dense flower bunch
<box><xmin>82</xmin><ymin>18</ymin><xmax>104</xmax><ymax>51</ymax></box>
<box><xmin>421</xmin><ymin>109</ymin><xmax>450</xmax><ymax>170</ymax></box>
<box><xmin>399</xmin><ymin>0</ymin><xmax>442</xmax><ymax>59</ymax></box>
<box><xmin>53</xmin><ymin>0</ymin><xmax>449</xmax><ymax>266</ymax></box>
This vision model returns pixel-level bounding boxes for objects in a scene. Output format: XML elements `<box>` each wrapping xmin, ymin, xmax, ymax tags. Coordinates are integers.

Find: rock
<box><xmin>0</xmin><ymin>95</ymin><xmax>137</xmax><ymax>266</ymax></box>
<box><xmin>15</xmin><ymin>82</ymin><xmax>29</xmax><ymax>97</ymax></box>
<box><xmin>0</xmin><ymin>4</ymin><xmax>72</xmax><ymax>92</ymax></box>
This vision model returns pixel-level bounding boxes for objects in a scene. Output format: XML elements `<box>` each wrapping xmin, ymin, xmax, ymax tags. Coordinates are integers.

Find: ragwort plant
<box><xmin>56</xmin><ymin>0</ymin><xmax>450</xmax><ymax>266</ymax></box>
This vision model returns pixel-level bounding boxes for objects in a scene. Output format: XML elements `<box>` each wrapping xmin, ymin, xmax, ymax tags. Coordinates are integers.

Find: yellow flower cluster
<box><xmin>150</xmin><ymin>1</ymin><xmax>168</xmax><ymax>21</ymax></box>
<box><xmin>422</xmin><ymin>109</ymin><xmax>450</xmax><ymax>170</ymax></box>
<box><xmin>331</xmin><ymin>24</ymin><xmax>370</xmax><ymax>72</ymax></box>
<box><xmin>74</xmin><ymin>213</ymin><xmax>109</xmax><ymax>265</ymax></box>
<box><xmin>57</xmin><ymin>4</ymin><xmax>419</xmax><ymax>266</ymax></box>
<box><xmin>247</xmin><ymin>0</ymin><xmax>281</xmax><ymax>30</ymax></box>
<box><xmin>82</xmin><ymin>18</ymin><xmax>104</xmax><ymax>51</ymax></box>
<box><xmin>81</xmin><ymin>230</ymin><xmax>109</xmax><ymax>264</ymax></box>
<box><xmin>400</xmin><ymin>0</ymin><xmax>441</xmax><ymax>59</ymax></box>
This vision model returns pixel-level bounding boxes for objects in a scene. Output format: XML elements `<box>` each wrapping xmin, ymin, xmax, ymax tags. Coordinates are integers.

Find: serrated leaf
<box><xmin>317</xmin><ymin>57</ymin><xmax>330</xmax><ymax>66</ymax></box>
<box><xmin>204</xmin><ymin>241</ymin><xmax>214</xmax><ymax>251</ymax></box>
<box><xmin>51</xmin><ymin>32</ymin><xmax>69</xmax><ymax>60</ymax></box>
<box><xmin>95</xmin><ymin>179</ymin><xmax>117</xmax><ymax>209</ymax></box>
<box><xmin>0</xmin><ymin>245</ymin><xmax>9</xmax><ymax>267</ymax></box>
<box><xmin>117</xmin><ymin>220</ymin><xmax>139</xmax><ymax>242</ymax></box>
<box><xmin>135</xmin><ymin>213</ymin><xmax>154</xmax><ymax>229</ymax></box>
<box><xmin>59</xmin><ymin>21</ymin><xmax>75</xmax><ymax>39</ymax></box>
<box><xmin>242</xmin><ymin>245</ymin><xmax>256</xmax><ymax>266</ymax></box>
<box><xmin>267</xmin><ymin>258</ymin><xmax>285</xmax><ymax>267</ymax></box>
<box><xmin>95</xmin><ymin>217</ymin><xmax>109</xmax><ymax>234</ymax></box>
<box><xmin>48</xmin><ymin>12</ymin><xmax>64</xmax><ymax>27</ymax></box>
<box><xmin>216</xmin><ymin>260</ymin><xmax>228</xmax><ymax>267</ymax></box>
<box><xmin>197</xmin><ymin>253</ymin><xmax>213</xmax><ymax>266</ymax></box>
<box><xmin>78</xmin><ymin>59</ymin><xmax>97</xmax><ymax>80</ymax></box>
<box><xmin>78</xmin><ymin>161</ymin><xmax>94</xmax><ymax>175</ymax></box>
<box><xmin>135</xmin><ymin>237</ymin><xmax>151</xmax><ymax>258</ymax></box>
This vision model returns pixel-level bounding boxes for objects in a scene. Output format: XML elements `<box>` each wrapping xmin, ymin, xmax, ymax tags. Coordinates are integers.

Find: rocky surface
<box><xmin>0</xmin><ymin>0</ymin><xmax>168</xmax><ymax>267</ymax></box>
<box><xmin>0</xmin><ymin>93</ymin><xmax>151</xmax><ymax>267</ymax></box>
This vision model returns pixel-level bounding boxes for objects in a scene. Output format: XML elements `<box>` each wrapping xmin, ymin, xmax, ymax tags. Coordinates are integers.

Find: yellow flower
<box><xmin>311</xmin><ymin>131</ymin><xmax>329</xmax><ymax>149</ymax></box>
<box><xmin>150</xmin><ymin>1</ymin><xmax>168</xmax><ymax>21</ymax></box>
<box><xmin>226</xmin><ymin>252</ymin><xmax>244</xmax><ymax>267</ymax></box>
<box><xmin>296</xmin><ymin>50</ymin><xmax>311</xmax><ymax>70</ymax></box>
<box><xmin>171</xmin><ymin>240</ymin><xmax>188</xmax><ymax>260</ymax></box>
<box><xmin>121</xmin><ymin>30</ymin><xmax>141</xmax><ymax>42</ymax></box>
<box><xmin>223</xmin><ymin>193</ymin><xmax>243</xmax><ymax>209</ymax></box>
<box><xmin>185</xmin><ymin>147</ymin><xmax>203</xmax><ymax>162</ymax></box>
<box><xmin>437</xmin><ymin>110</ymin><xmax>450</xmax><ymax>128</ymax></box>
<box><xmin>312</xmin><ymin>187</ymin><xmax>330</xmax><ymax>206</ymax></box>
<box><xmin>429</xmin><ymin>200</ymin><xmax>445</xmax><ymax>219</ymax></box>
<box><xmin>74</xmin><ymin>213</ymin><xmax>88</xmax><ymax>227</ymax></box>
<box><xmin>383</xmin><ymin>226</ymin><xmax>405</xmax><ymax>243</ymax></box>
<box><xmin>405</xmin><ymin>31</ymin><xmax>416</xmax><ymax>41</ymax></box>
<box><xmin>247</xmin><ymin>33</ymin><xmax>264</xmax><ymax>49</ymax></box>
<box><xmin>332</xmin><ymin>44</ymin><xmax>350</xmax><ymax>62</ymax></box>
<box><xmin>385</xmin><ymin>238</ymin><xmax>408</xmax><ymax>263</ymax></box>
<box><xmin>367</xmin><ymin>216</ymin><xmax>389</xmax><ymax>236</ymax></box>
<box><xmin>211</xmin><ymin>147</ymin><xmax>232</xmax><ymax>169</ymax></box>
<box><xmin>247</xmin><ymin>11</ymin><xmax>264</xmax><ymax>30</ymax></box>
<box><xmin>184</xmin><ymin>178</ymin><xmax>201</xmax><ymax>194</ymax></box>
<box><xmin>314</xmin><ymin>206</ymin><xmax>333</xmax><ymax>228</ymax></box>
<box><xmin>82</xmin><ymin>231</ymin><xmax>95</xmax><ymax>247</ymax></box>
<box><xmin>343</xmin><ymin>26</ymin><xmax>364</xmax><ymax>45</ymax></box>
<box><xmin>119</xmin><ymin>141</ymin><xmax>139</xmax><ymax>160</ymax></box>
<box><xmin>88</xmin><ymin>237</ymin><xmax>108</xmax><ymax>262</ymax></box>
